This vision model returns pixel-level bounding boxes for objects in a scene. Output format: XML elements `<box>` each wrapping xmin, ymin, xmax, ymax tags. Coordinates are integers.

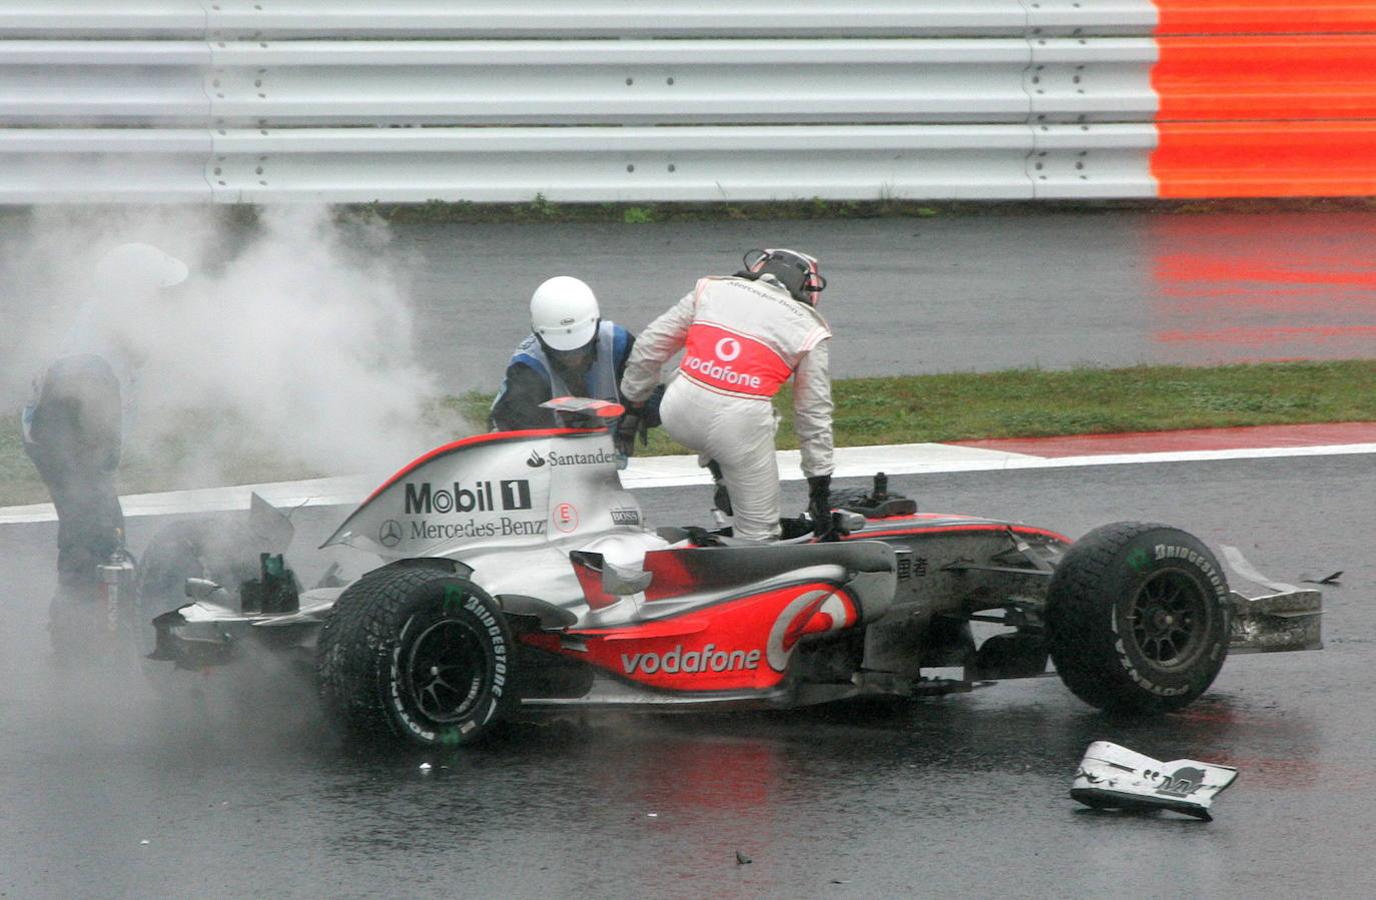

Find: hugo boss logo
<box><xmin>404</xmin><ymin>480</ymin><xmax>533</xmax><ymax>514</ymax></box>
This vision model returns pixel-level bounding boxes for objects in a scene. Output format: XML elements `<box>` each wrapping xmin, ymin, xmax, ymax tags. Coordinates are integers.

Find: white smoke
<box><xmin>3</xmin><ymin>204</ymin><xmax>461</xmax><ymax>489</ymax></box>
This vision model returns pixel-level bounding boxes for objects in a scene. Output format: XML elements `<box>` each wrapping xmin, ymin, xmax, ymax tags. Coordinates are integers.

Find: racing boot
<box><xmin>707</xmin><ymin>460</ymin><xmax>734</xmax><ymax>517</ymax></box>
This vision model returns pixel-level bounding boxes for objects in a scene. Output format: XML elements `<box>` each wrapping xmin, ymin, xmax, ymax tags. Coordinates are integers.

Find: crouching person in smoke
<box><xmin>21</xmin><ymin>242</ymin><xmax>189</xmax><ymax>643</ymax></box>
<box><xmin>490</xmin><ymin>275</ymin><xmax>661</xmax><ymax>448</ymax></box>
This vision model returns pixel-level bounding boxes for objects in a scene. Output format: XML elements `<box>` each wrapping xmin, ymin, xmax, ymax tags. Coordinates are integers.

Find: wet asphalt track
<box><xmin>1</xmin><ymin>455</ymin><xmax>1371</xmax><ymax>899</ymax></box>
<box><xmin>5</xmin><ymin>208</ymin><xmax>1376</xmax><ymax>409</ymax></box>
<box><xmin>393</xmin><ymin>209</ymin><xmax>1376</xmax><ymax>391</ymax></box>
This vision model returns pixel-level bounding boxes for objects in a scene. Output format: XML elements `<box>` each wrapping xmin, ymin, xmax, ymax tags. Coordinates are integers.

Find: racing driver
<box><xmin>619</xmin><ymin>248</ymin><xmax>834</xmax><ymax>542</ymax></box>
<box><xmin>490</xmin><ymin>275</ymin><xmax>659</xmax><ymax>433</ymax></box>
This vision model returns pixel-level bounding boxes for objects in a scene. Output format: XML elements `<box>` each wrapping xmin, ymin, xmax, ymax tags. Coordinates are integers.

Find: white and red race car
<box><xmin>145</xmin><ymin>403</ymin><xmax>1322</xmax><ymax>749</ymax></box>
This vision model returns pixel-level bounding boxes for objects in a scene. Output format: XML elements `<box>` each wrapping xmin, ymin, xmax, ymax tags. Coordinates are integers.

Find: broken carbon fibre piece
<box><xmin>1071</xmin><ymin>741</ymin><xmax>1239</xmax><ymax>821</ymax></box>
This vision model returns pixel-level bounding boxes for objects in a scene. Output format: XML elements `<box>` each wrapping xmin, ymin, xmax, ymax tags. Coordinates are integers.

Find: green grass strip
<box><xmin>5</xmin><ymin>360</ymin><xmax>1375</xmax><ymax>506</ymax></box>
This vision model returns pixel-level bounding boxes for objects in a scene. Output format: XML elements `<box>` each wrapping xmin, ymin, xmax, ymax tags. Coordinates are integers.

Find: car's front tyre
<box><xmin>317</xmin><ymin>566</ymin><xmax>515</xmax><ymax>748</ymax></box>
<box><xmin>1046</xmin><ymin>522</ymin><xmax>1231</xmax><ymax>714</ymax></box>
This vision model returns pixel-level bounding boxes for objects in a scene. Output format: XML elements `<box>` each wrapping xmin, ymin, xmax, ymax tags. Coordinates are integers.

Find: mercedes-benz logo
<box><xmin>378</xmin><ymin>519</ymin><xmax>403</xmax><ymax>548</ymax></box>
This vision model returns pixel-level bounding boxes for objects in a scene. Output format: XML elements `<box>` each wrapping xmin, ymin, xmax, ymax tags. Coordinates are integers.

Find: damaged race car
<box><xmin>146</xmin><ymin>401</ymin><xmax>1323</xmax><ymax>749</ymax></box>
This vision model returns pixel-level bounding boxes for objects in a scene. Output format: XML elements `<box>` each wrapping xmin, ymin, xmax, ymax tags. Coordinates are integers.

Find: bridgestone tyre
<box><xmin>1046</xmin><ymin>522</ymin><xmax>1231</xmax><ymax>714</ymax></box>
<box><xmin>317</xmin><ymin>567</ymin><xmax>516</xmax><ymax>748</ymax></box>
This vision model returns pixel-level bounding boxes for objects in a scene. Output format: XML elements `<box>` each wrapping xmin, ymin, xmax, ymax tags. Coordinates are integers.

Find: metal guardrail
<box><xmin>0</xmin><ymin>2</ymin><xmax>1158</xmax><ymax>39</ymax></box>
<box><xmin>3</xmin><ymin>1</ymin><xmax>1376</xmax><ymax>203</ymax></box>
<box><xmin>0</xmin><ymin>124</ymin><xmax>1161</xmax><ymax>203</ymax></box>
<box><xmin>0</xmin><ymin>39</ymin><xmax>1159</xmax><ymax>126</ymax></box>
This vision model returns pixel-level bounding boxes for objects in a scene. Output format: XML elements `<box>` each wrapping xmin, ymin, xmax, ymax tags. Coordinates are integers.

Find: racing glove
<box><xmin>807</xmin><ymin>474</ymin><xmax>833</xmax><ymax>538</ymax></box>
<box><xmin>614</xmin><ymin>404</ymin><xmax>650</xmax><ymax>458</ymax></box>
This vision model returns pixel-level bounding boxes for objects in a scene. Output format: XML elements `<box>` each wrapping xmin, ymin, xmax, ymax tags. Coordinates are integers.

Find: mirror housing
<box><xmin>602</xmin><ymin>559</ymin><xmax>653</xmax><ymax>596</ymax></box>
<box><xmin>185</xmin><ymin>577</ymin><xmax>226</xmax><ymax>600</ymax></box>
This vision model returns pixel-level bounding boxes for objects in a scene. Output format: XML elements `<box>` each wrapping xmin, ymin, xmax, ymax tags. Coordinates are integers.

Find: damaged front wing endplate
<box><xmin>1228</xmin><ymin>588</ymin><xmax>1322</xmax><ymax>654</ymax></box>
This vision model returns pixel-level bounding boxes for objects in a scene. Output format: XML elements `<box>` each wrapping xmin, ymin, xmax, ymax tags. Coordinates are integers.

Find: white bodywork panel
<box><xmin>1071</xmin><ymin>741</ymin><xmax>1239</xmax><ymax>821</ymax></box>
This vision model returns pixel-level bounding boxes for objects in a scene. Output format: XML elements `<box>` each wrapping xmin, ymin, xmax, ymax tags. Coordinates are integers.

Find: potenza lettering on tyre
<box><xmin>1046</xmin><ymin>522</ymin><xmax>1231</xmax><ymax>714</ymax></box>
<box><xmin>386</xmin><ymin>584</ymin><xmax>509</xmax><ymax>745</ymax></box>
<box><xmin>1111</xmin><ymin>547</ymin><xmax>1232</xmax><ymax>693</ymax></box>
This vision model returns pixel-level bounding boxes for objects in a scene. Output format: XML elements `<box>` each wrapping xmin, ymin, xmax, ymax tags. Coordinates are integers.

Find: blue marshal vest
<box><xmin>493</xmin><ymin>320</ymin><xmax>628</xmax><ymax>417</ymax></box>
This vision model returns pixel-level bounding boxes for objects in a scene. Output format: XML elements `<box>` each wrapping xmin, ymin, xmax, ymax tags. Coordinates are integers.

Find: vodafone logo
<box><xmin>621</xmin><ymin>644</ymin><xmax>761</xmax><ymax>676</ymax></box>
<box><xmin>765</xmin><ymin>589</ymin><xmax>853</xmax><ymax>671</ymax></box>
<box><xmin>678</xmin><ymin>324</ymin><xmax>788</xmax><ymax>397</ymax></box>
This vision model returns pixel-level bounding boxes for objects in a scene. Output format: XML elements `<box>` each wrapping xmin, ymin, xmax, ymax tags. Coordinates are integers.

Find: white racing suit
<box><xmin>621</xmin><ymin>275</ymin><xmax>833</xmax><ymax>542</ymax></box>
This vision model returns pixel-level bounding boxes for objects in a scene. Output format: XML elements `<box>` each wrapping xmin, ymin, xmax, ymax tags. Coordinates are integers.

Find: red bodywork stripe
<box><xmin>362</xmin><ymin>428</ymin><xmax>594</xmax><ymax>504</ymax></box>
<box><xmin>641</xmin><ymin>552</ymin><xmax>707</xmax><ymax>602</ymax></box>
<box><xmin>540</xmin><ymin>581</ymin><xmax>848</xmax><ymax>692</ymax></box>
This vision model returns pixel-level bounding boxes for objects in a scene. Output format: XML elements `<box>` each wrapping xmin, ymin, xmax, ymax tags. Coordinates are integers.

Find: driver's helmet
<box><xmin>743</xmin><ymin>248</ymin><xmax>827</xmax><ymax>307</ymax></box>
<box><xmin>530</xmin><ymin>276</ymin><xmax>600</xmax><ymax>353</ymax></box>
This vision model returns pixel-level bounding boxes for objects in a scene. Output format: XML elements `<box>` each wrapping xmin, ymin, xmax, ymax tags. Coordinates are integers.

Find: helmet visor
<box><xmin>744</xmin><ymin>248</ymin><xmax>826</xmax><ymax>305</ymax></box>
<box><xmin>536</xmin><ymin>315</ymin><xmax>597</xmax><ymax>351</ymax></box>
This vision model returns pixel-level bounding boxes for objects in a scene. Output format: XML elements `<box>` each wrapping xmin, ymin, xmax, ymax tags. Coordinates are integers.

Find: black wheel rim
<box><xmin>403</xmin><ymin>616</ymin><xmax>488</xmax><ymax>724</ymax></box>
<box><xmin>1129</xmin><ymin>569</ymin><xmax>1211</xmax><ymax>670</ymax></box>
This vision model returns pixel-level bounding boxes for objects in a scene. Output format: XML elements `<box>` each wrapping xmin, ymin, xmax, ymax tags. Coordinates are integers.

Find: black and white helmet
<box><xmin>743</xmin><ymin>248</ymin><xmax>827</xmax><ymax>307</ymax></box>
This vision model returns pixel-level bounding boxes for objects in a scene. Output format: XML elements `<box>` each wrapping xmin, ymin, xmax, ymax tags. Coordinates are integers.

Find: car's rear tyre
<box><xmin>317</xmin><ymin>566</ymin><xmax>515</xmax><ymax>748</ymax></box>
<box><xmin>1046</xmin><ymin>522</ymin><xmax>1231</xmax><ymax>714</ymax></box>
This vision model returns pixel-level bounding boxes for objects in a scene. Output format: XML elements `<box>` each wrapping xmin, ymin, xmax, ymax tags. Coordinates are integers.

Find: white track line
<box><xmin>3</xmin><ymin>440</ymin><xmax>1375</xmax><ymax>526</ymax></box>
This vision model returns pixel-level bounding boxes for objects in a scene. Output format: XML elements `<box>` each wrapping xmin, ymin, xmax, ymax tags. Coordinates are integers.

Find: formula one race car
<box><xmin>146</xmin><ymin>402</ymin><xmax>1323</xmax><ymax>749</ymax></box>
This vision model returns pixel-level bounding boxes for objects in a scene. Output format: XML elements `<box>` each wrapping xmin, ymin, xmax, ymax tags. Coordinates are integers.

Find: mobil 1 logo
<box><xmin>405</xmin><ymin>479</ymin><xmax>533</xmax><ymax>515</ymax></box>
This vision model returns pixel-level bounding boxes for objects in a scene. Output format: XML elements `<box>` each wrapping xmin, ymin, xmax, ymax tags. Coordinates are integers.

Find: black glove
<box><xmin>707</xmin><ymin>460</ymin><xmax>734</xmax><ymax>516</ymax></box>
<box><xmin>807</xmin><ymin>474</ymin><xmax>833</xmax><ymax>538</ymax></box>
<box><xmin>614</xmin><ymin>404</ymin><xmax>649</xmax><ymax>458</ymax></box>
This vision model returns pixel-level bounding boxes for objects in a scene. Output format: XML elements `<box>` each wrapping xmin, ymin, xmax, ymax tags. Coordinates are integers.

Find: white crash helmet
<box><xmin>530</xmin><ymin>276</ymin><xmax>600</xmax><ymax>351</ymax></box>
<box><xmin>94</xmin><ymin>242</ymin><xmax>189</xmax><ymax>293</ymax></box>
